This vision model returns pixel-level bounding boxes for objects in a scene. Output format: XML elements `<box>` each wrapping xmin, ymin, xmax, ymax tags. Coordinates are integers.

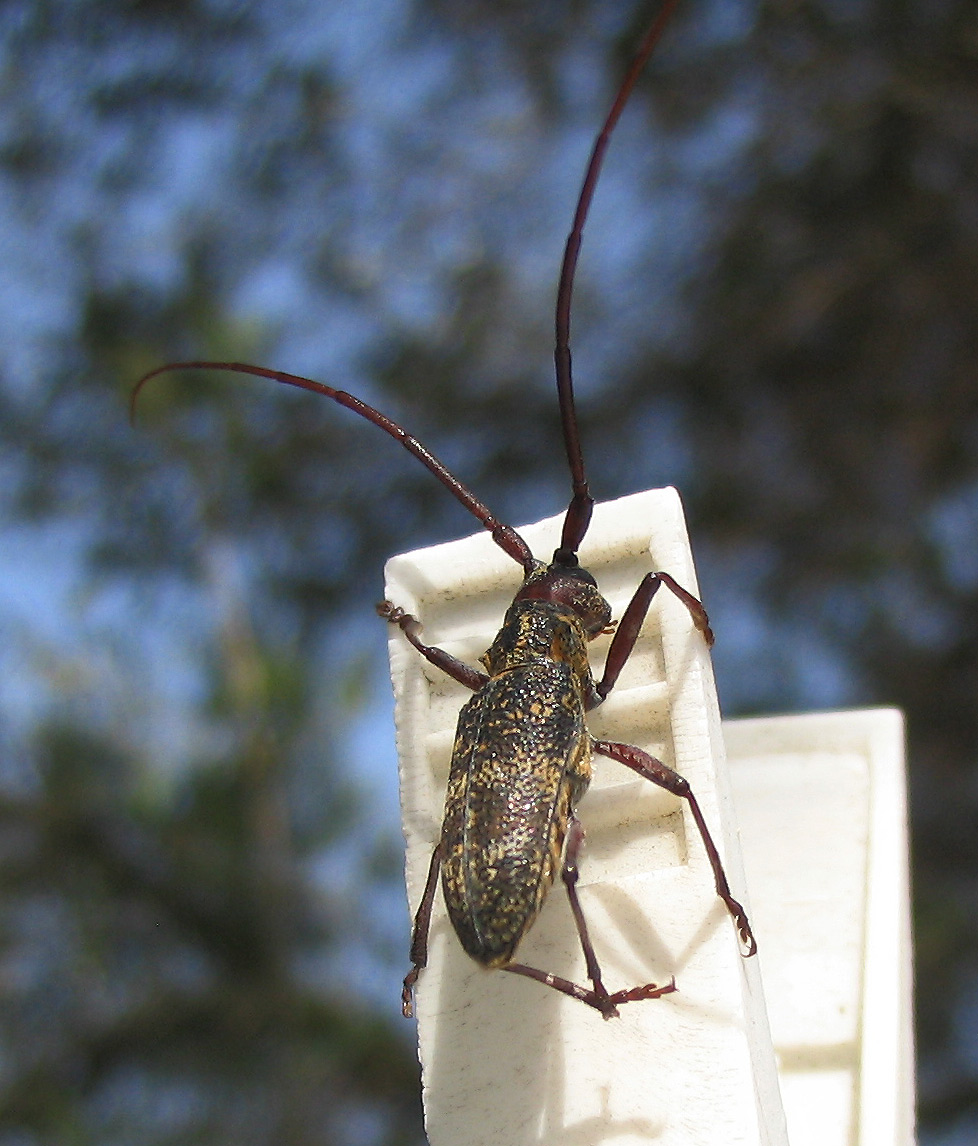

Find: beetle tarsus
<box><xmin>608</xmin><ymin>976</ymin><xmax>678</xmax><ymax>1008</ymax></box>
<box><xmin>401</xmin><ymin>973</ymin><xmax>418</xmax><ymax>1018</ymax></box>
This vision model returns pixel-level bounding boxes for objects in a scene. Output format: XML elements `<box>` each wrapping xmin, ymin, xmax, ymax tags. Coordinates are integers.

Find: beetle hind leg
<box><xmin>502</xmin><ymin>960</ymin><xmax>676</xmax><ymax>1019</ymax></box>
<box><xmin>503</xmin><ymin>813</ymin><xmax>677</xmax><ymax>1019</ymax></box>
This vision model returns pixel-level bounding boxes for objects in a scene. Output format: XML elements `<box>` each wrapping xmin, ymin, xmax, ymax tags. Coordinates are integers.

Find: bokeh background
<box><xmin>2</xmin><ymin>0</ymin><xmax>976</xmax><ymax>1142</ymax></box>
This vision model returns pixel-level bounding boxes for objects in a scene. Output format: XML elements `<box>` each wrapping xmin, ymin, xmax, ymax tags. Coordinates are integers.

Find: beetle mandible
<box><xmin>132</xmin><ymin>0</ymin><xmax>756</xmax><ymax>1020</ymax></box>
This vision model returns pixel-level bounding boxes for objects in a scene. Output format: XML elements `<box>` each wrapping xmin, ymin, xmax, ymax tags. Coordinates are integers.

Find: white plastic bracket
<box><xmin>384</xmin><ymin>489</ymin><xmax>788</xmax><ymax>1146</ymax></box>
<box><xmin>725</xmin><ymin>709</ymin><xmax>915</xmax><ymax>1146</ymax></box>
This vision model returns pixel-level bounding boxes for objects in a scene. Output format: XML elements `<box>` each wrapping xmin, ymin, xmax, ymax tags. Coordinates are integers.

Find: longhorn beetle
<box><xmin>132</xmin><ymin>0</ymin><xmax>756</xmax><ymax>1020</ymax></box>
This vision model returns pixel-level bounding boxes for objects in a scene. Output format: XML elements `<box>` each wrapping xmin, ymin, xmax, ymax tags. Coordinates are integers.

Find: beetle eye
<box><xmin>566</xmin><ymin>583</ymin><xmax>613</xmax><ymax>637</ymax></box>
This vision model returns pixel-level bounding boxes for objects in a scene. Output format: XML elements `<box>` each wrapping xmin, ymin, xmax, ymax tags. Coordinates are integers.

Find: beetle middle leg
<box><xmin>594</xmin><ymin>739</ymin><xmax>757</xmax><ymax>956</ymax></box>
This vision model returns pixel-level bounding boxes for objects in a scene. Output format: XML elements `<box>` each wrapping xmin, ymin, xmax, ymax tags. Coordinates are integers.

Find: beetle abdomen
<box><xmin>440</xmin><ymin>661</ymin><xmax>591</xmax><ymax>967</ymax></box>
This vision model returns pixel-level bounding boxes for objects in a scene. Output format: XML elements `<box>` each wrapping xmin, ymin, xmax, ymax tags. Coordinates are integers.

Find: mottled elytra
<box><xmin>132</xmin><ymin>0</ymin><xmax>756</xmax><ymax>1020</ymax></box>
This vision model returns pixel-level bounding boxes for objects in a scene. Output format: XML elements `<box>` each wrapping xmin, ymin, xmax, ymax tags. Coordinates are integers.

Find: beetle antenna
<box><xmin>131</xmin><ymin>361</ymin><xmax>537</xmax><ymax>574</ymax></box>
<box><xmin>553</xmin><ymin>0</ymin><xmax>681</xmax><ymax>566</ymax></box>
<box><xmin>133</xmin><ymin>2</ymin><xmax>680</xmax><ymax>580</ymax></box>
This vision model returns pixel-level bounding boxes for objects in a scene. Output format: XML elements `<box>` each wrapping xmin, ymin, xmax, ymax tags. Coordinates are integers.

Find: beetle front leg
<box><xmin>594</xmin><ymin>739</ymin><xmax>756</xmax><ymax>956</ymax></box>
<box><xmin>594</xmin><ymin>572</ymin><xmax>713</xmax><ymax>704</ymax></box>
<box><xmin>377</xmin><ymin>601</ymin><xmax>489</xmax><ymax>691</ymax></box>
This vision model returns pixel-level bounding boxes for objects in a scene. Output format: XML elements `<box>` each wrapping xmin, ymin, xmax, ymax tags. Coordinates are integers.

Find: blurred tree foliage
<box><xmin>1</xmin><ymin>0</ymin><xmax>978</xmax><ymax>1141</ymax></box>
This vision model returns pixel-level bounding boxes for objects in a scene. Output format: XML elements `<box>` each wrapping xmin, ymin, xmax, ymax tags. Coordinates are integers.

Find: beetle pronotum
<box><xmin>133</xmin><ymin>0</ymin><xmax>756</xmax><ymax>1020</ymax></box>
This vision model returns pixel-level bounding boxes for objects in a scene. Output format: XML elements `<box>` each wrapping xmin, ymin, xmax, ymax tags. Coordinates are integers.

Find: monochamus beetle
<box><xmin>132</xmin><ymin>0</ymin><xmax>756</xmax><ymax>1021</ymax></box>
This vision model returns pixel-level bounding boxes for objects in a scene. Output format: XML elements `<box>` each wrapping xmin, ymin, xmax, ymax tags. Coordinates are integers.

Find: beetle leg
<box><xmin>561</xmin><ymin>813</ymin><xmax>678</xmax><ymax>1014</ymax></box>
<box><xmin>561</xmin><ymin>814</ymin><xmax>612</xmax><ymax>999</ymax></box>
<box><xmin>593</xmin><ymin>739</ymin><xmax>757</xmax><ymax>956</ymax></box>
<box><xmin>377</xmin><ymin>601</ymin><xmax>489</xmax><ymax>691</ymax></box>
<box><xmin>502</xmin><ymin>962</ymin><xmax>612</xmax><ymax>1019</ymax></box>
<box><xmin>502</xmin><ymin>814</ymin><xmax>677</xmax><ymax>1019</ymax></box>
<box><xmin>606</xmin><ymin>976</ymin><xmax>678</xmax><ymax>1006</ymax></box>
<box><xmin>594</xmin><ymin>572</ymin><xmax>713</xmax><ymax>704</ymax></box>
<box><xmin>594</xmin><ymin>572</ymin><xmax>662</xmax><ymax>702</ymax></box>
<box><xmin>502</xmin><ymin>960</ymin><xmax>675</xmax><ymax>1019</ymax></box>
<box><xmin>402</xmin><ymin>841</ymin><xmax>445</xmax><ymax>1018</ymax></box>
<box><xmin>653</xmin><ymin>571</ymin><xmax>713</xmax><ymax>645</ymax></box>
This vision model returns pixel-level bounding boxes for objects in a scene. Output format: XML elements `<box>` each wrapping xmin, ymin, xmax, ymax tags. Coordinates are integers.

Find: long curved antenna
<box><xmin>553</xmin><ymin>0</ymin><xmax>682</xmax><ymax>564</ymax></box>
<box><xmin>131</xmin><ymin>361</ymin><xmax>536</xmax><ymax>574</ymax></box>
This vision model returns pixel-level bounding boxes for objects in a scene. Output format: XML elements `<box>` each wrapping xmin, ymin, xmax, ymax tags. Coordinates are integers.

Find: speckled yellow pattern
<box><xmin>440</xmin><ymin>597</ymin><xmax>600</xmax><ymax>967</ymax></box>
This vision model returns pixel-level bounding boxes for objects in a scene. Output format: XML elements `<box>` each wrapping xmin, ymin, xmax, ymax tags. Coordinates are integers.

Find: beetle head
<box><xmin>515</xmin><ymin>559</ymin><xmax>612</xmax><ymax>638</ymax></box>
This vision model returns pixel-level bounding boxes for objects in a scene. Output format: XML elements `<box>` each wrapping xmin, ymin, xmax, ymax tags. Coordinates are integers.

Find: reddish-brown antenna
<box><xmin>132</xmin><ymin>1</ymin><xmax>682</xmax><ymax>573</ymax></box>
<box><xmin>553</xmin><ymin>0</ymin><xmax>682</xmax><ymax>564</ymax></box>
